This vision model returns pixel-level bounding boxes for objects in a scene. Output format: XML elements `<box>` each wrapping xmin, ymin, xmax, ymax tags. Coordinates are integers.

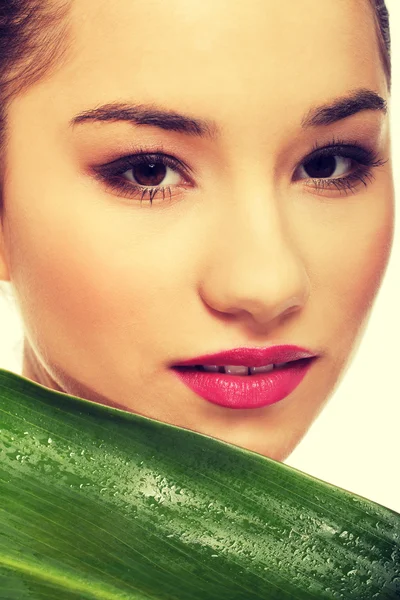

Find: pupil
<box><xmin>304</xmin><ymin>156</ymin><xmax>336</xmax><ymax>179</ymax></box>
<box><xmin>134</xmin><ymin>162</ymin><xmax>166</xmax><ymax>186</ymax></box>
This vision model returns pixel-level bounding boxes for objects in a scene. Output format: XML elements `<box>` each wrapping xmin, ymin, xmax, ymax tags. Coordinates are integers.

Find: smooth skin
<box><xmin>0</xmin><ymin>0</ymin><xmax>394</xmax><ymax>460</ymax></box>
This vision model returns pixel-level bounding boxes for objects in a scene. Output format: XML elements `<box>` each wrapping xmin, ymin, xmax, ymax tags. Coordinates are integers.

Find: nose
<box><xmin>198</xmin><ymin>194</ymin><xmax>311</xmax><ymax>328</ymax></box>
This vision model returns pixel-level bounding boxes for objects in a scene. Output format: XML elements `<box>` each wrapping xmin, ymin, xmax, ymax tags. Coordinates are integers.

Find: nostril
<box><xmin>279</xmin><ymin>297</ymin><xmax>305</xmax><ymax>320</ymax></box>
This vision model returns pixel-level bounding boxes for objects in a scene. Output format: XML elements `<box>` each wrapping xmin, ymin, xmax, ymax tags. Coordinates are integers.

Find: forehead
<box><xmin>29</xmin><ymin>0</ymin><xmax>386</xmax><ymax>132</ymax></box>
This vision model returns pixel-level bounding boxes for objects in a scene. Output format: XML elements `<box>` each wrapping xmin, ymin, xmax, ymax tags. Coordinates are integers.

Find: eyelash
<box><xmin>93</xmin><ymin>146</ymin><xmax>191</xmax><ymax>205</ymax></box>
<box><xmin>298</xmin><ymin>136</ymin><xmax>387</xmax><ymax>195</ymax></box>
<box><xmin>93</xmin><ymin>137</ymin><xmax>387</xmax><ymax>205</ymax></box>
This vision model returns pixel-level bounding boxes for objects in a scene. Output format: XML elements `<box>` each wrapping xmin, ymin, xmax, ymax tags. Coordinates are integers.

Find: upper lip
<box><xmin>174</xmin><ymin>344</ymin><xmax>317</xmax><ymax>368</ymax></box>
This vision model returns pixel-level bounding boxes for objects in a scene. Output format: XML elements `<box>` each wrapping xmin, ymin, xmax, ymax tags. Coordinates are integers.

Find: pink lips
<box><xmin>171</xmin><ymin>344</ymin><xmax>317</xmax><ymax>409</ymax></box>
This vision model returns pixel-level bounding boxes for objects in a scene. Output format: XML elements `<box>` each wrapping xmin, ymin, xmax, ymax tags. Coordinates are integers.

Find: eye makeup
<box><xmin>294</xmin><ymin>136</ymin><xmax>387</xmax><ymax>196</ymax></box>
<box><xmin>90</xmin><ymin>136</ymin><xmax>387</xmax><ymax>206</ymax></box>
<box><xmin>92</xmin><ymin>150</ymin><xmax>193</xmax><ymax>205</ymax></box>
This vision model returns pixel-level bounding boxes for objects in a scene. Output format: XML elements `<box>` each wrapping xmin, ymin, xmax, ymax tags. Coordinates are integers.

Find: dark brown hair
<box><xmin>0</xmin><ymin>0</ymin><xmax>392</xmax><ymax>161</ymax></box>
<box><xmin>370</xmin><ymin>0</ymin><xmax>391</xmax><ymax>87</ymax></box>
<box><xmin>0</xmin><ymin>1</ymin><xmax>71</xmax><ymax>155</ymax></box>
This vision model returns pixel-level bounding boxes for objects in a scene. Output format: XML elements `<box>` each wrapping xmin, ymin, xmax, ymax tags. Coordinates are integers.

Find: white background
<box><xmin>0</xmin><ymin>1</ymin><xmax>399</xmax><ymax>513</ymax></box>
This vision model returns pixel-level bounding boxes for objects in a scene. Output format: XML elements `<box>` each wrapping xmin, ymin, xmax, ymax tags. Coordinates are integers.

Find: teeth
<box><xmin>199</xmin><ymin>362</ymin><xmax>291</xmax><ymax>375</ymax></box>
<box><xmin>224</xmin><ymin>365</ymin><xmax>249</xmax><ymax>375</ymax></box>
<box><xmin>249</xmin><ymin>364</ymin><xmax>274</xmax><ymax>374</ymax></box>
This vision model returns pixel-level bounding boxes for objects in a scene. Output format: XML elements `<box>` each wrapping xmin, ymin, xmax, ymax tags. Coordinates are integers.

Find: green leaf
<box><xmin>0</xmin><ymin>367</ymin><xmax>399</xmax><ymax>599</ymax></box>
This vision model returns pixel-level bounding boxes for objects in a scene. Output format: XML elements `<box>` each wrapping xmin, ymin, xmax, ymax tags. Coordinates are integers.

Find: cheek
<box><xmin>337</xmin><ymin>212</ymin><xmax>392</xmax><ymax>315</ymax></box>
<box><xmin>4</xmin><ymin>170</ymin><xmax>199</xmax><ymax>372</ymax></box>
<box><xmin>309</xmin><ymin>186</ymin><xmax>394</xmax><ymax>347</ymax></box>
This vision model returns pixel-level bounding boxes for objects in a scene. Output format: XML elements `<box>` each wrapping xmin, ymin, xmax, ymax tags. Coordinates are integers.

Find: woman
<box><xmin>0</xmin><ymin>0</ymin><xmax>394</xmax><ymax>463</ymax></box>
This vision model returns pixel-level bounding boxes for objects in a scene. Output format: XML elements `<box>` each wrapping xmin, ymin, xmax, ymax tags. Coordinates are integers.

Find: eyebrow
<box><xmin>301</xmin><ymin>88</ymin><xmax>386</xmax><ymax>127</ymax></box>
<box><xmin>70</xmin><ymin>102</ymin><xmax>218</xmax><ymax>138</ymax></box>
<box><xmin>69</xmin><ymin>88</ymin><xmax>386</xmax><ymax>136</ymax></box>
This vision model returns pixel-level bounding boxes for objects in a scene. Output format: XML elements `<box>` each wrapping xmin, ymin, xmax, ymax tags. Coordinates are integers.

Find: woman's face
<box><xmin>0</xmin><ymin>0</ymin><xmax>394</xmax><ymax>460</ymax></box>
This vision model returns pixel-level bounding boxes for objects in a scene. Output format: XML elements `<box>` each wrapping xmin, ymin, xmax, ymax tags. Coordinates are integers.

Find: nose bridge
<box><xmin>199</xmin><ymin>189</ymin><xmax>310</xmax><ymax>324</ymax></box>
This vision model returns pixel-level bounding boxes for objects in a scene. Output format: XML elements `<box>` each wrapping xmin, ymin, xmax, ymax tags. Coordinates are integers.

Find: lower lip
<box><xmin>172</xmin><ymin>358</ymin><xmax>314</xmax><ymax>409</ymax></box>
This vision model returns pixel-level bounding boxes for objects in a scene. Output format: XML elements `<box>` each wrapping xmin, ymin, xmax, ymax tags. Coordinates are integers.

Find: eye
<box><xmin>293</xmin><ymin>141</ymin><xmax>387</xmax><ymax>196</ymax></box>
<box><xmin>122</xmin><ymin>158</ymin><xmax>181</xmax><ymax>188</ymax></box>
<box><xmin>298</xmin><ymin>154</ymin><xmax>351</xmax><ymax>180</ymax></box>
<box><xmin>92</xmin><ymin>151</ymin><xmax>193</xmax><ymax>205</ymax></box>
